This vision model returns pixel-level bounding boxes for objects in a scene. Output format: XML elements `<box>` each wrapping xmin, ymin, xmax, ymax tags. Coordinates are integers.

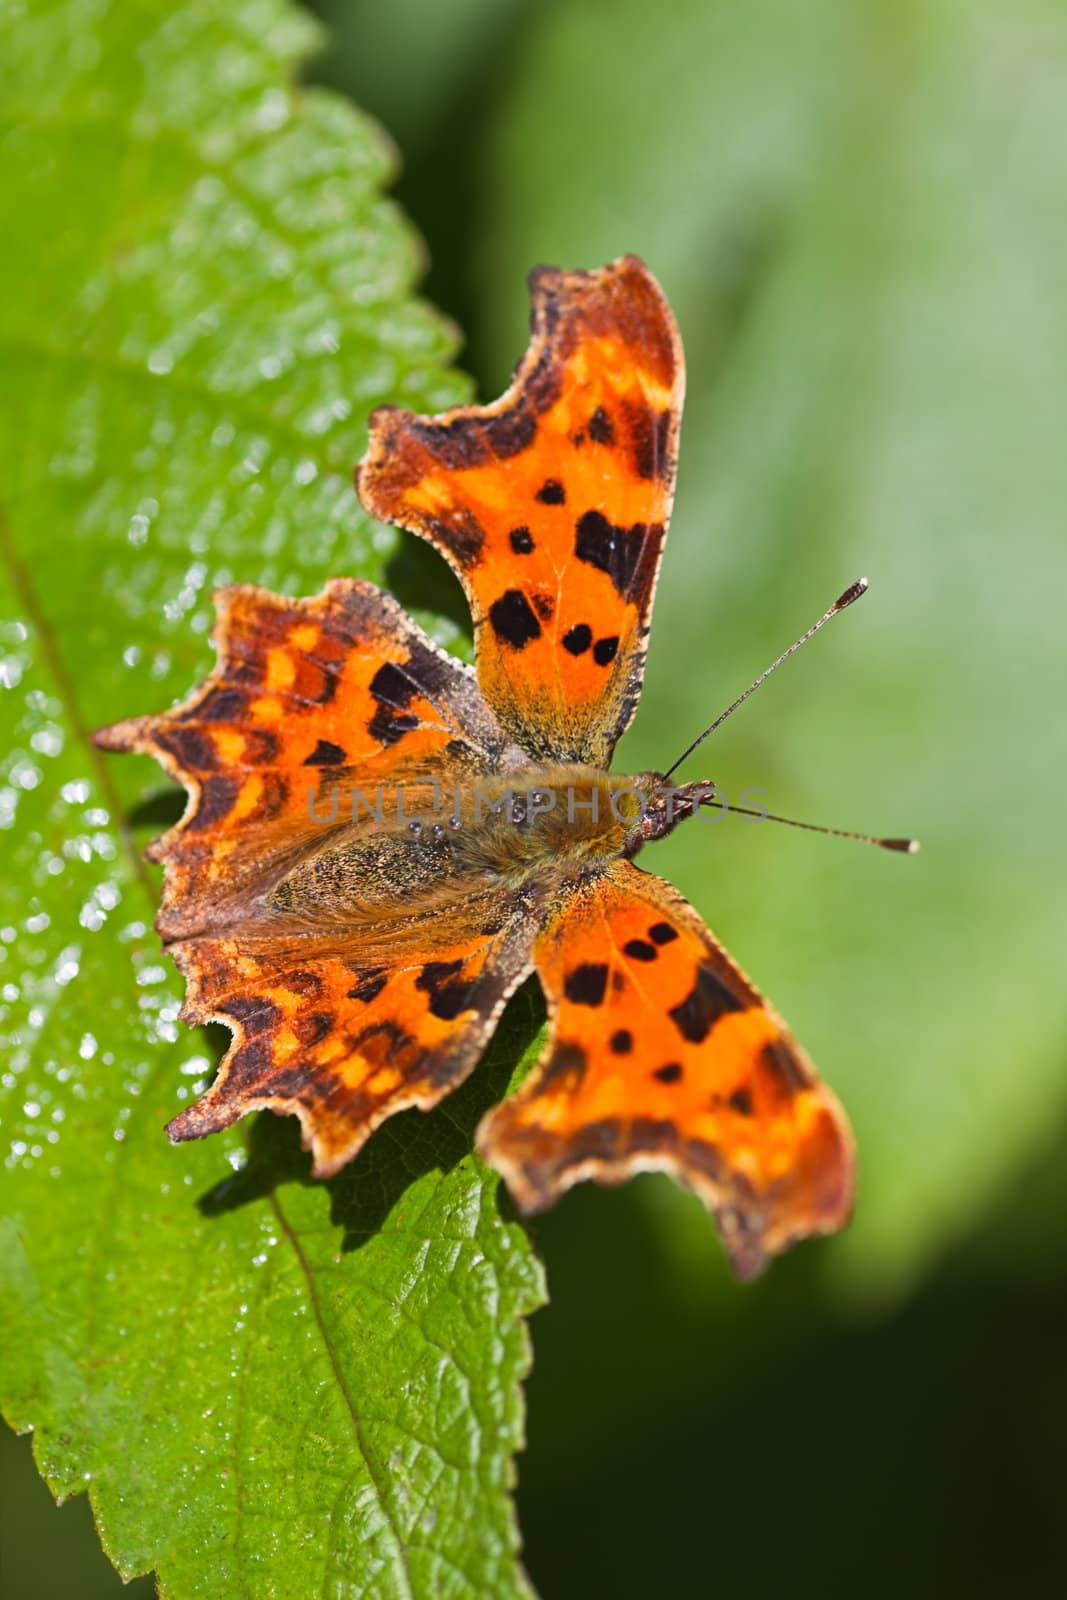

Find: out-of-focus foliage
<box><xmin>0</xmin><ymin>2</ymin><xmax>544</xmax><ymax>1596</ymax></box>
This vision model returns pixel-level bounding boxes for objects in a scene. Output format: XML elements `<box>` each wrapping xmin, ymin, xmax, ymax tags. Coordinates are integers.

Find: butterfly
<box><xmin>96</xmin><ymin>255</ymin><xmax>854</xmax><ymax>1278</ymax></box>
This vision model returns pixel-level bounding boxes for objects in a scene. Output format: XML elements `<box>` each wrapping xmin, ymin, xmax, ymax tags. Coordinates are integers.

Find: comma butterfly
<box><xmin>97</xmin><ymin>256</ymin><xmax>877</xmax><ymax>1277</ymax></box>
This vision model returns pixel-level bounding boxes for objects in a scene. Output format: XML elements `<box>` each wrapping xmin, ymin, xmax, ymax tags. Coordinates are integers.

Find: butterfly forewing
<box><xmin>358</xmin><ymin>256</ymin><xmax>684</xmax><ymax>766</ymax></box>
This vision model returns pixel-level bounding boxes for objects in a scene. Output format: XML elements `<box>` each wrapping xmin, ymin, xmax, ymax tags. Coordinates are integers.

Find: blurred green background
<box><xmin>4</xmin><ymin>0</ymin><xmax>1067</xmax><ymax>1594</ymax></box>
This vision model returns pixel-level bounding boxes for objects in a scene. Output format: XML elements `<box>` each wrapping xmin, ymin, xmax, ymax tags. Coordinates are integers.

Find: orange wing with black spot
<box><xmin>95</xmin><ymin>578</ymin><xmax>510</xmax><ymax>941</ymax></box>
<box><xmin>95</xmin><ymin>578</ymin><xmax>534</xmax><ymax>1169</ymax></box>
<box><xmin>357</xmin><ymin>255</ymin><xmax>684</xmax><ymax>766</ymax></box>
<box><xmin>166</xmin><ymin>902</ymin><xmax>533</xmax><ymax>1177</ymax></box>
<box><xmin>478</xmin><ymin>861</ymin><xmax>854</xmax><ymax>1278</ymax></box>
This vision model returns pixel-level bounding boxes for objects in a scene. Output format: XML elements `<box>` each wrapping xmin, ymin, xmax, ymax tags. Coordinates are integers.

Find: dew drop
<box><xmin>30</xmin><ymin>726</ymin><xmax>63</xmax><ymax>758</ymax></box>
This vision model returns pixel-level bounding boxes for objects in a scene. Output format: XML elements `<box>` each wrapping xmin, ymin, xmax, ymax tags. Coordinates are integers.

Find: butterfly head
<box><xmin>622</xmin><ymin>776</ymin><xmax>716</xmax><ymax>855</ymax></box>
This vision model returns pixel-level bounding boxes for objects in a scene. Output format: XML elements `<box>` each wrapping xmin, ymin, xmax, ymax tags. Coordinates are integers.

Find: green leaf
<box><xmin>0</xmin><ymin>2</ymin><xmax>544</xmax><ymax>1595</ymax></box>
<box><xmin>479</xmin><ymin>0</ymin><xmax>1067</xmax><ymax>1295</ymax></box>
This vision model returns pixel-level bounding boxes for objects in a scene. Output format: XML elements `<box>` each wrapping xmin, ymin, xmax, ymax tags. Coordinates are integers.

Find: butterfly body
<box><xmin>266</xmin><ymin>765</ymin><xmax>672</xmax><ymax>926</ymax></box>
<box><xmin>97</xmin><ymin>256</ymin><xmax>856</xmax><ymax>1277</ymax></box>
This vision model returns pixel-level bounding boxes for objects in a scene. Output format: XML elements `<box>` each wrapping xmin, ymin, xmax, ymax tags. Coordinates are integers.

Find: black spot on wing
<box><xmin>649</xmin><ymin>922</ymin><xmax>678</xmax><ymax>945</ymax></box>
<box><xmin>426</xmin><ymin>982</ymin><xmax>476</xmax><ymax>1022</ymax></box>
<box><xmin>415</xmin><ymin>959</ymin><xmax>463</xmax><ymax>988</ymax></box>
<box><xmin>220</xmin><ymin>995</ymin><xmax>281</xmax><ymax>1035</ymax></box>
<box><xmin>369</xmin><ymin>660</ymin><xmax>417</xmax><ymax>710</ymax></box>
<box><xmin>653</xmin><ymin>1062</ymin><xmax>683</xmax><ymax>1084</ymax></box>
<box><xmin>610</xmin><ymin>1029</ymin><xmax>633</xmax><ymax>1055</ymax></box>
<box><xmin>157</xmin><ymin>726</ymin><xmax>219</xmax><ymax>774</ymax></box>
<box><xmin>562</xmin><ymin>623</ymin><xmax>592</xmax><ymax>656</ymax></box>
<box><xmin>415</xmin><ymin>959</ymin><xmax>477</xmax><ymax>1022</ymax></box>
<box><xmin>588</xmin><ymin>406</ymin><xmax>614</xmax><ymax>445</ymax></box>
<box><xmin>303</xmin><ymin>739</ymin><xmax>347</xmax><ymax>767</ymax></box>
<box><xmin>367</xmin><ymin>710</ymin><xmax>417</xmax><ymax>761</ymax></box>
<box><xmin>563</xmin><ymin>962</ymin><xmax>609</xmax><ymax>1007</ymax></box>
<box><xmin>728</xmin><ymin>1087</ymin><xmax>753</xmax><ymax>1116</ymax></box>
<box><xmin>668</xmin><ymin>961</ymin><xmax>747</xmax><ymax>1044</ymax></box>
<box><xmin>185</xmin><ymin>685</ymin><xmax>247</xmax><ymax>723</ymax></box>
<box><xmin>367</xmin><ymin>709</ymin><xmax>420</xmax><ymax>746</ymax></box>
<box><xmin>488</xmin><ymin>588</ymin><xmax>542</xmax><ymax>650</ymax></box>
<box><xmin>347</xmin><ymin>970</ymin><xmax>387</xmax><ymax>1004</ymax></box>
<box><xmin>574</xmin><ymin>510</ymin><xmax>650</xmax><ymax>598</ymax></box>
<box><xmin>509</xmin><ymin>526</ymin><xmax>535</xmax><ymax>554</ymax></box>
<box><xmin>367</xmin><ymin>659</ymin><xmax>422</xmax><ymax>747</ymax></box>
<box><xmin>592</xmin><ymin>635</ymin><xmax>619</xmax><ymax>667</ymax></box>
<box><xmin>623</xmin><ymin>938</ymin><xmax>657</xmax><ymax>963</ymax></box>
<box><xmin>188</xmin><ymin>775</ymin><xmax>241</xmax><ymax>831</ymax></box>
<box><xmin>535</xmin><ymin>478</ymin><xmax>566</xmax><ymax>505</ymax></box>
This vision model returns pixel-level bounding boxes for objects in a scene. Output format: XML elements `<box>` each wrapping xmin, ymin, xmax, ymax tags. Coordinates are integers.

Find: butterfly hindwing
<box><xmin>167</xmin><ymin>898</ymin><xmax>535</xmax><ymax>1176</ymax></box>
<box><xmin>357</xmin><ymin>255</ymin><xmax>684</xmax><ymax>766</ymax></box>
<box><xmin>478</xmin><ymin>860</ymin><xmax>854</xmax><ymax>1278</ymax></box>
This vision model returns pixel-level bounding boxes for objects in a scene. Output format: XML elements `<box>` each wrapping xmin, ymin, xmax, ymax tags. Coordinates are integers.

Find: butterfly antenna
<box><xmin>662</xmin><ymin>578</ymin><xmax>869</xmax><ymax>781</ymax></box>
<box><xmin>697</xmin><ymin>792</ymin><xmax>919</xmax><ymax>854</ymax></box>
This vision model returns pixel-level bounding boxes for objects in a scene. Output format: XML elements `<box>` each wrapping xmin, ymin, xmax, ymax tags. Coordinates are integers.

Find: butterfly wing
<box><xmin>96</xmin><ymin>577</ymin><xmax>511</xmax><ymax>941</ymax></box>
<box><xmin>478</xmin><ymin>861</ymin><xmax>854</xmax><ymax>1277</ymax></box>
<box><xmin>97</xmin><ymin>578</ymin><xmax>538</xmax><ymax>1168</ymax></box>
<box><xmin>166</xmin><ymin>902</ymin><xmax>533</xmax><ymax>1176</ymax></box>
<box><xmin>357</xmin><ymin>255</ymin><xmax>684</xmax><ymax>766</ymax></box>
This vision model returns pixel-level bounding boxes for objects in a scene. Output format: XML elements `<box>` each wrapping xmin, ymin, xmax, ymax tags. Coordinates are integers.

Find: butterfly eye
<box><xmin>431</xmin><ymin>823</ymin><xmax>446</xmax><ymax>841</ymax></box>
<box><xmin>449</xmin><ymin>814</ymin><xmax>462</xmax><ymax>831</ymax></box>
<box><xmin>408</xmin><ymin>820</ymin><xmax>423</xmax><ymax>839</ymax></box>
